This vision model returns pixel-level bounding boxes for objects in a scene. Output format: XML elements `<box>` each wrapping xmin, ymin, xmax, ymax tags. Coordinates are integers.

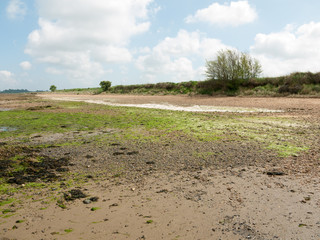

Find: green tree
<box><xmin>100</xmin><ymin>81</ymin><xmax>112</xmax><ymax>91</ymax></box>
<box><xmin>205</xmin><ymin>49</ymin><xmax>262</xmax><ymax>82</ymax></box>
<box><xmin>49</xmin><ymin>85</ymin><xmax>57</xmax><ymax>92</ymax></box>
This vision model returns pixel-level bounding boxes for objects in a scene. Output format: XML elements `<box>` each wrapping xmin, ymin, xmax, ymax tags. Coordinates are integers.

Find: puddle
<box><xmin>0</xmin><ymin>127</ymin><xmax>17</xmax><ymax>132</ymax></box>
<box><xmin>0</xmin><ymin>108</ymin><xmax>12</xmax><ymax>111</ymax></box>
<box><xmin>47</xmin><ymin>97</ymin><xmax>283</xmax><ymax>113</ymax></box>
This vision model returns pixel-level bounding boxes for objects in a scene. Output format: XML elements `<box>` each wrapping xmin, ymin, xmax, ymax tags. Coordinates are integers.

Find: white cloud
<box><xmin>26</xmin><ymin>0</ymin><xmax>153</xmax><ymax>84</ymax></box>
<box><xmin>251</xmin><ymin>21</ymin><xmax>320</xmax><ymax>76</ymax></box>
<box><xmin>6</xmin><ymin>0</ymin><xmax>27</xmax><ymax>19</ymax></box>
<box><xmin>93</xmin><ymin>46</ymin><xmax>132</xmax><ymax>63</ymax></box>
<box><xmin>136</xmin><ymin>30</ymin><xmax>231</xmax><ymax>82</ymax></box>
<box><xmin>0</xmin><ymin>70</ymin><xmax>18</xmax><ymax>88</ymax></box>
<box><xmin>20</xmin><ymin>61</ymin><xmax>32</xmax><ymax>70</ymax></box>
<box><xmin>0</xmin><ymin>71</ymin><xmax>13</xmax><ymax>78</ymax></box>
<box><xmin>186</xmin><ymin>1</ymin><xmax>257</xmax><ymax>27</ymax></box>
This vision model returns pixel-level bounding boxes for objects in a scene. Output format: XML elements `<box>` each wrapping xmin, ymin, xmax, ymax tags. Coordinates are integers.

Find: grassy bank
<box><xmin>56</xmin><ymin>72</ymin><xmax>320</xmax><ymax>97</ymax></box>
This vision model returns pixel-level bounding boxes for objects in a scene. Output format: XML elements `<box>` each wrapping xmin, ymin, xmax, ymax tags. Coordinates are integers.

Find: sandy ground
<box><xmin>39</xmin><ymin>93</ymin><xmax>320</xmax><ymax>110</ymax></box>
<box><xmin>3</xmin><ymin>168</ymin><xmax>320</xmax><ymax>240</ymax></box>
<box><xmin>1</xmin><ymin>93</ymin><xmax>320</xmax><ymax>240</ymax></box>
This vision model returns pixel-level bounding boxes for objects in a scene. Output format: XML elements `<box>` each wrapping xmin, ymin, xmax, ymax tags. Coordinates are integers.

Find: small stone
<box><xmin>89</xmin><ymin>197</ymin><xmax>99</xmax><ymax>202</ymax></box>
<box><xmin>304</xmin><ymin>196</ymin><xmax>311</xmax><ymax>201</ymax></box>
<box><xmin>146</xmin><ymin>161</ymin><xmax>155</xmax><ymax>165</ymax></box>
<box><xmin>83</xmin><ymin>199</ymin><xmax>92</xmax><ymax>204</ymax></box>
<box><xmin>131</xmin><ymin>187</ymin><xmax>136</xmax><ymax>191</ymax></box>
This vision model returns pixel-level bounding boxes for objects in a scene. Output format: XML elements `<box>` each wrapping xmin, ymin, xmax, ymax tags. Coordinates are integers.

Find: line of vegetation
<box><xmin>57</xmin><ymin>72</ymin><xmax>319</xmax><ymax>97</ymax></box>
<box><xmin>0</xmin><ymin>89</ymin><xmax>30</xmax><ymax>94</ymax></box>
<box><xmin>53</xmin><ymin>49</ymin><xmax>320</xmax><ymax>97</ymax></box>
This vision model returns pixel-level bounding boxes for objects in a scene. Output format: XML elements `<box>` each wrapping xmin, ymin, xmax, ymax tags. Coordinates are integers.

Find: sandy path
<box><xmin>38</xmin><ymin>93</ymin><xmax>320</xmax><ymax>109</ymax></box>
<box><xmin>39</xmin><ymin>93</ymin><xmax>320</xmax><ymax>118</ymax></box>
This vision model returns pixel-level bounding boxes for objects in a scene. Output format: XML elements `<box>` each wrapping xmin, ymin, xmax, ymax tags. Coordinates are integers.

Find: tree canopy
<box><xmin>205</xmin><ymin>49</ymin><xmax>262</xmax><ymax>82</ymax></box>
<box><xmin>49</xmin><ymin>85</ymin><xmax>57</xmax><ymax>92</ymax></box>
<box><xmin>100</xmin><ymin>81</ymin><xmax>112</xmax><ymax>91</ymax></box>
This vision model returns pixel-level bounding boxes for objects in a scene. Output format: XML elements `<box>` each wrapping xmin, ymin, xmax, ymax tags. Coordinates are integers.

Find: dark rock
<box><xmin>156</xmin><ymin>189</ymin><xmax>169</xmax><ymax>193</ymax></box>
<box><xmin>64</xmin><ymin>189</ymin><xmax>87</xmax><ymax>201</ymax></box>
<box><xmin>146</xmin><ymin>161</ymin><xmax>155</xmax><ymax>165</ymax></box>
<box><xmin>89</xmin><ymin>197</ymin><xmax>99</xmax><ymax>202</ymax></box>
<box><xmin>113</xmin><ymin>152</ymin><xmax>124</xmax><ymax>156</ymax></box>
<box><xmin>110</xmin><ymin>143</ymin><xmax>120</xmax><ymax>146</ymax></box>
<box><xmin>264</xmin><ymin>171</ymin><xmax>285</xmax><ymax>176</ymax></box>
<box><xmin>127</xmin><ymin>151</ymin><xmax>139</xmax><ymax>155</ymax></box>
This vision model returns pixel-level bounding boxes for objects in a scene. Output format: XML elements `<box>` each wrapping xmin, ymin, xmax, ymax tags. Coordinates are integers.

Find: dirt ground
<box><xmin>1</xmin><ymin>93</ymin><xmax>320</xmax><ymax>240</ymax></box>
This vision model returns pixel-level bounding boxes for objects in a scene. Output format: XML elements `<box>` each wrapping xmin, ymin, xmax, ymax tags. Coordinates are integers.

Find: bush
<box><xmin>99</xmin><ymin>81</ymin><xmax>112</xmax><ymax>92</ymax></box>
<box><xmin>49</xmin><ymin>85</ymin><xmax>57</xmax><ymax>92</ymax></box>
<box><xmin>278</xmin><ymin>84</ymin><xmax>303</xmax><ymax>94</ymax></box>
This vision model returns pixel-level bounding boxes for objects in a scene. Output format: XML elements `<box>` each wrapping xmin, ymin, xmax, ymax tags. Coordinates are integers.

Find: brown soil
<box><xmin>1</xmin><ymin>93</ymin><xmax>320</xmax><ymax>240</ymax></box>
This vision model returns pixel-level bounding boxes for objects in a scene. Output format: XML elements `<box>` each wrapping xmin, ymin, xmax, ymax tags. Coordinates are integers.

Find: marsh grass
<box><xmin>0</xmin><ymin>101</ymin><xmax>315</xmax><ymax>157</ymax></box>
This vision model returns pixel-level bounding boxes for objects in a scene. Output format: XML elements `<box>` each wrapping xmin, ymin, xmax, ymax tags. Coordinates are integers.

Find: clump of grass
<box><xmin>2</xmin><ymin>209</ymin><xmax>14</xmax><ymax>214</ymax></box>
<box><xmin>57</xmin><ymin>200</ymin><xmax>67</xmax><ymax>209</ymax></box>
<box><xmin>146</xmin><ymin>220</ymin><xmax>153</xmax><ymax>224</ymax></box>
<box><xmin>0</xmin><ymin>198</ymin><xmax>15</xmax><ymax>207</ymax></box>
<box><xmin>64</xmin><ymin>228</ymin><xmax>73</xmax><ymax>233</ymax></box>
<box><xmin>90</xmin><ymin>207</ymin><xmax>100</xmax><ymax>211</ymax></box>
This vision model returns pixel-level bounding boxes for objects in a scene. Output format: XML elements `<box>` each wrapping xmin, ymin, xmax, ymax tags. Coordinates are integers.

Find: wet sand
<box><xmin>1</xmin><ymin>93</ymin><xmax>320</xmax><ymax>239</ymax></box>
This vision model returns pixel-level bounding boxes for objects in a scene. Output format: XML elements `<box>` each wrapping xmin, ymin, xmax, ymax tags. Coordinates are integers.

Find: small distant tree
<box><xmin>100</xmin><ymin>81</ymin><xmax>112</xmax><ymax>92</ymax></box>
<box><xmin>205</xmin><ymin>49</ymin><xmax>262</xmax><ymax>82</ymax></box>
<box><xmin>50</xmin><ymin>85</ymin><xmax>57</xmax><ymax>92</ymax></box>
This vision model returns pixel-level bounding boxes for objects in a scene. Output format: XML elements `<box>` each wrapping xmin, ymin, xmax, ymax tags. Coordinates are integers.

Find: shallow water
<box><xmin>0</xmin><ymin>108</ymin><xmax>11</xmax><ymax>111</ymax></box>
<box><xmin>0</xmin><ymin>126</ymin><xmax>17</xmax><ymax>132</ymax></box>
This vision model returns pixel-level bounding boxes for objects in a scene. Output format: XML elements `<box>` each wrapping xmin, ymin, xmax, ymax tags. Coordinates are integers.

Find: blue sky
<box><xmin>1</xmin><ymin>0</ymin><xmax>320</xmax><ymax>91</ymax></box>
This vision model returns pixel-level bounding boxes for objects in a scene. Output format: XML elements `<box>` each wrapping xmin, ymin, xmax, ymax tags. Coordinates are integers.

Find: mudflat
<box><xmin>0</xmin><ymin>93</ymin><xmax>320</xmax><ymax>240</ymax></box>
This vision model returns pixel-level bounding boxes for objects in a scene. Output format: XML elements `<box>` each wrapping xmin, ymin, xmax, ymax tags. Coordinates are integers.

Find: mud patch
<box><xmin>219</xmin><ymin>215</ymin><xmax>270</xmax><ymax>240</ymax></box>
<box><xmin>26</xmin><ymin>105</ymin><xmax>55</xmax><ymax>111</ymax></box>
<box><xmin>0</xmin><ymin>146</ymin><xmax>70</xmax><ymax>185</ymax></box>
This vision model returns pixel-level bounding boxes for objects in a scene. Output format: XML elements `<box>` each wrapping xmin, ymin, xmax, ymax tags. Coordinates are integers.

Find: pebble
<box><xmin>83</xmin><ymin>199</ymin><xmax>92</xmax><ymax>204</ymax></box>
<box><xmin>90</xmin><ymin>197</ymin><xmax>99</xmax><ymax>202</ymax></box>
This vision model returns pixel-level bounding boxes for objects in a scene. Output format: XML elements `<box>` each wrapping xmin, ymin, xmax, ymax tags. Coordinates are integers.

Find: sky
<box><xmin>1</xmin><ymin>0</ymin><xmax>320</xmax><ymax>91</ymax></box>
